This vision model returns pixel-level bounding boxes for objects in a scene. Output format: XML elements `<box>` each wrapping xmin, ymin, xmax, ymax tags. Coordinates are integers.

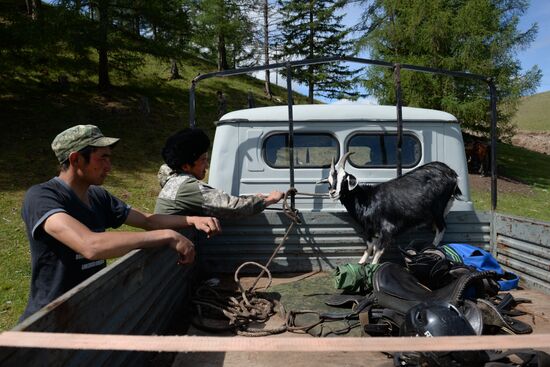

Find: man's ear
<box><xmin>68</xmin><ymin>151</ymin><xmax>80</xmax><ymax>167</ymax></box>
<box><xmin>181</xmin><ymin>163</ymin><xmax>192</xmax><ymax>173</ymax></box>
<box><xmin>347</xmin><ymin>174</ymin><xmax>358</xmax><ymax>191</ymax></box>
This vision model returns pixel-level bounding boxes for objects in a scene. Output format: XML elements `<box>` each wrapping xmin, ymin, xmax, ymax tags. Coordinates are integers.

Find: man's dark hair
<box><xmin>60</xmin><ymin>146</ymin><xmax>98</xmax><ymax>171</ymax></box>
<box><xmin>161</xmin><ymin>128</ymin><xmax>210</xmax><ymax>170</ymax></box>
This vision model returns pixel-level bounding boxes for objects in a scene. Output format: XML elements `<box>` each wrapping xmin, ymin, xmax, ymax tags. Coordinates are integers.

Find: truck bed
<box><xmin>170</xmin><ymin>273</ymin><xmax>550</xmax><ymax>367</ymax></box>
<box><xmin>2</xmin><ymin>211</ymin><xmax>548</xmax><ymax>367</ymax></box>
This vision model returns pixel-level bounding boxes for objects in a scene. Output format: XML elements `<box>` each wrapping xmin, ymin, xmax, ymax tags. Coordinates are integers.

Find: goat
<box><xmin>318</xmin><ymin>153</ymin><xmax>462</xmax><ymax>264</ymax></box>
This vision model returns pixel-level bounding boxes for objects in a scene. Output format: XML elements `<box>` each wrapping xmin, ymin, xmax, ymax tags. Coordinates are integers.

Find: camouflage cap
<box><xmin>51</xmin><ymin>125</ymin><xmax>119</xmax><ymax>163</ymax></box>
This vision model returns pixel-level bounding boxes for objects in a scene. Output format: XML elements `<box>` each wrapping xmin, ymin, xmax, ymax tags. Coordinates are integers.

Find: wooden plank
<box><xmin>2</xmin><ymin>332</ymin><xmax>550</xmax><ymax>353</ymax></box>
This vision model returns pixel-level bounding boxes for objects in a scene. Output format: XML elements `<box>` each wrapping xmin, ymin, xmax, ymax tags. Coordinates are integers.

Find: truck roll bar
<box><xmin>189</xmin><ymin>56</ymin><xmax>498</xmax><ymax>212</ymax></box>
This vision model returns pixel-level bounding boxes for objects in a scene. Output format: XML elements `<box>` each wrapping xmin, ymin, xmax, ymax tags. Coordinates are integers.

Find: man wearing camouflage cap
<box><xmin>20</xmin><ymin>125</ymin><xmax>221</xmax><ymax>321</ymax></box>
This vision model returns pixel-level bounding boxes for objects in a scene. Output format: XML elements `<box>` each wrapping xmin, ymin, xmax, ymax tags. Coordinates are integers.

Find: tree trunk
<box><xmin>97</xmin><ymin>0</ymin><xmax>111</xmax><ymax>91</ymax></box>
<box><xmin>217</xmin><ymin>32</ymin><xmax>228</xmax><ymax>71</ymax></box>
<box><xmin>263</xmin><ymin>0</ymin><xmax>272</xmax><ymax>99</ymax></box>
<box><xmin>26</xmin><ymin>0</ymin><xmax>42</xmax><ymax>21</ymax></box>
<box><xmin>169</xmin><ymin>59</ymin><xmax>182</xmax><ymax>80</ymax></box>
<box><xmin>134</xmin><ymin>16</ymin><xmax>141</xmax><ymax>36</ymax></box>
<box><xmin>308</xmin><ymin>1</ymin><xmax>314</xmax><ymax>103</ymax></box>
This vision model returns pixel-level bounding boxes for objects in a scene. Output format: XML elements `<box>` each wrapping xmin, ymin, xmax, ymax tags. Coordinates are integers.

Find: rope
<box><xmin>191</xmin><ymin>188</ymin><xmax>314</xmax><ymax>336</ymax></box>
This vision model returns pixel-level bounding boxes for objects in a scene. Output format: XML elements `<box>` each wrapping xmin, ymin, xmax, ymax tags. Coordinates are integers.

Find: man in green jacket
<box><xmin>155</xmin><ymin>128</ymin><xmax>283</xmax><ymax>218</ymax></box>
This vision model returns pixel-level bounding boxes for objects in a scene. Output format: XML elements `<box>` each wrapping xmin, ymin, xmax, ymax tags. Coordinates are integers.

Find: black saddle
<box><xmin>373</xmin><ymin>262</ymin><xmax>496</xmax><ymax>314</ymax></box>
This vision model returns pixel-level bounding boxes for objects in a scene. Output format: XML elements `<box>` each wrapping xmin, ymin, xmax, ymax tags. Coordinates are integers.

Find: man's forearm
<box><xmin>126</xmin><ymin>209</ymin><xmax>193</xmax><ymax>231</ymax></box>
<box><xmin>81</xmin><ymin>229</ymin><xmax>179</xmax><ymax>260</ymax></box>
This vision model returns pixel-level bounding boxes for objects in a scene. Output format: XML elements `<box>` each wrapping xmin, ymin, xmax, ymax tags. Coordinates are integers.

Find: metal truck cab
<box><xmin>209</xmin><ymin>104</ymin><xmax>473</xmax><ymax>212</ymax></box>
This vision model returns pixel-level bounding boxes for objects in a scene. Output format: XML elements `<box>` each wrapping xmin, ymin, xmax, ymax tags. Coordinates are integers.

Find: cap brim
<box><xmin>90</xmin><ymin>137</ymin><xmax>120</xmax><ymax>147</ymax></box>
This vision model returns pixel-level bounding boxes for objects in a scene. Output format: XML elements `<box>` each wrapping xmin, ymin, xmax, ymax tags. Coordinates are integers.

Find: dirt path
<box><xmin>468</xmin><ymin>174</ymin><xmax>534</xmax><ymax>195</ymax></box>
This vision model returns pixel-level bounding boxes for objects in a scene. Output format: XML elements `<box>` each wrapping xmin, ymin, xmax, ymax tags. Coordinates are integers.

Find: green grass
<box><xmin>469</xmin><ymin>142</ymin><xmax>550</xmax><ymax>221</ymax></box>
<box><xmin>511</xmin><ymin>91</ymin><xmax>550</xmax><ymax>131</ymax></box>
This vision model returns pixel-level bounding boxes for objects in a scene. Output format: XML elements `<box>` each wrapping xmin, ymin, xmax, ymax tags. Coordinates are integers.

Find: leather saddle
<box><xmin>324</xmin><ymin>262</ymin><xmax>531</xmax><ymax>336</ymax></box>
<box><xmin>373</xmin><ymin>262</ymin><xmax>496</xmax><ymax>314</ymax></box>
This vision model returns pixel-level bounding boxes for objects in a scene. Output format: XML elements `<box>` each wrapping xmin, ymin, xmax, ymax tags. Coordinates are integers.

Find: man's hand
<box><xmin>264</xmin><ymin>190</ymin><xmax>284</xmax><ymax>206</ymax></box>
<box><xmin>168</xmin><ymin>231</ymin><xmax>196</xmax><ymax>265</ymax></box>
<box><xmin>188</xmin><ymin>216</ymin><xmax>221</xmax><ymax>237</ymax></box>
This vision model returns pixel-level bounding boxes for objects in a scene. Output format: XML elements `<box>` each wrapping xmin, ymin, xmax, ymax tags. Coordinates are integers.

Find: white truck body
<box><xmin>209</xmin><ymin>104</ymin><xmax>473</xmax><ymax>211</ymax></box>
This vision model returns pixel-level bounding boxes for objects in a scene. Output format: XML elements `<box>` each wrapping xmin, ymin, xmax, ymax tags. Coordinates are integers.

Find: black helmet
<box><xmin>401</xmin><ymin>301</ymin><xmax>475</xmax><ymax>337</ymax></box>
<box><xmin>399</xmin><ymin>301</ymin><xmax>488</xmax><ymax>367</ymax></box>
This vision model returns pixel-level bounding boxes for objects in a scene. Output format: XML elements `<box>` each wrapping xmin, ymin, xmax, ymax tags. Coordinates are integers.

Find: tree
<box><xmin>356</xmin><ymin>0</ymin><xmax>541</xmax><ymax>140</ymax></box>
<box><xmin>190</xmin><ymin>0</ymin><xmax>256</xmax><ymax>71</ymax></box>
<box><xmin>277</xmin><ymin>0</ymin><xmax>360</xmax><ymax>103</ymax></box>
<box><xmin>49</xmin><ymin>0</ymin><xmax>194</xmax><ymax>90</ymax></box>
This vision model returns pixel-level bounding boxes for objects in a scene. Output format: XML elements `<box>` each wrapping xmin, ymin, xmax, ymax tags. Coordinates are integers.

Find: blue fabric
<box><xmin>441</xmin><ymin>243</ymin><xmax>519</xmax><ymax>291</ymax></box>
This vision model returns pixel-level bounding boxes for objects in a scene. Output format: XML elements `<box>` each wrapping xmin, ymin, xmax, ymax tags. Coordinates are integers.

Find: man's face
<box><xmin>183</xmin><ymin>152</ymin><xmax>209</xmax><ymax>180</ymax></box>
<box><xmin>78</xmin><ymin>147</ymin><xmax>112</xmax><ymax>185</ymax></box>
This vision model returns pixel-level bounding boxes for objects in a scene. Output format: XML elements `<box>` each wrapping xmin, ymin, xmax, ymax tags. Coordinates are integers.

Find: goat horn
<box><xmin>336</xmin><ymin>151</ymin><xmax>354</xmax><ymax>169</ymax></box>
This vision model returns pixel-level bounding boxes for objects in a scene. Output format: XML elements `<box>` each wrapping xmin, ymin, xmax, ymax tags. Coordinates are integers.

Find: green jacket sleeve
<box><xmin>155</xmin><ymin>168</ymin><xmax>266</xmax><ymax>218</ymax></box>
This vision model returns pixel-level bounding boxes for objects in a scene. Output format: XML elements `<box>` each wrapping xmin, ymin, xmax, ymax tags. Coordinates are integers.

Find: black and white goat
<box><xmin>318</xmin><ymin>153</ymin><xmax>462</xmax><ymax>264</ymax></box>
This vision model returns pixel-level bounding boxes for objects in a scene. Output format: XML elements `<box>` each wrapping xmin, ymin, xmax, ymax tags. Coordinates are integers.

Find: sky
<box><xmin>269</xmin><ymin>0</ymin><xmax>550</xmax><ymax>103</ymax></box>
<box><xmin>517</xmin><ymin>0</ymin><xmax>550</xmax><ymax>93</ymax></box>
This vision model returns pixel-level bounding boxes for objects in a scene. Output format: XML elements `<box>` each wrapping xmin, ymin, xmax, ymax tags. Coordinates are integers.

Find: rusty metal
<box><xmin>495</xmin><ymin>213</ymin><xmax>550</xmax><ymax>293</ymax></box>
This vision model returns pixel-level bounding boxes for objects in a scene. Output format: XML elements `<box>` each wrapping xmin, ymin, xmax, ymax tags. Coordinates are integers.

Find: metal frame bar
<box><xmin>188</xmin><ymin>56</ymin><xmax>498</xmax><ymax>211</ymax></box>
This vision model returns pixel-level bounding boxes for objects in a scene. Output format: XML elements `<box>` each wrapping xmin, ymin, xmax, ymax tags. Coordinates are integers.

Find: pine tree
<box><xmin>277</xmin><ymin>0</ymin><xmax>359</xmax><ymax>103</ymax></box>
<box><xmin>356</xmin><ymin>0</ymin><xmax>541</xmax><ymax>140</ymax></box>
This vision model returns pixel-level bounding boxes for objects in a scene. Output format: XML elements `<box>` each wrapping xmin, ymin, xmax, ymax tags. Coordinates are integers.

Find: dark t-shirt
<box><xmin>20</xmin><ymin>177</ymin><xmax>130</xmax><ymax>320</ymax></box>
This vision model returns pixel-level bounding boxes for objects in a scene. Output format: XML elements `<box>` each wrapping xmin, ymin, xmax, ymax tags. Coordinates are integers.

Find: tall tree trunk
<box><xmin>217</xmin><ymin>32</ymin><xmax>228</xmax><ymax>71</ymax></box>
<box><xmin>307</xmin><ymin>1</ymin><xmax>314</xmax><ymax>103</ymax></box>
<box><xmin>97</xmin><ymin>0</ymin><xmax>111</xmax><ymax>91</ymax></box>
<box><xmin>26</xmin><ymin>0</ymin><xmax>41</xmax><ymax>20</ymax></box>
<box><xmin>263</xmin><ymin>0</ymin><xmax>272</xmax><ymax>99</ymax></box>
<box><xmin>134</xmin><ymin>16</ymin><xmax>141</xmax><ymax>36</ymax></box>
<box><xmin>216</xmin><ymin>0</ymin><xmax>228</xmax><ymax>71</ymax></box>
<box><xmin>169</xmin><ymin>59</ymin><xmax>182</xmax><ymax>80</ymax></box>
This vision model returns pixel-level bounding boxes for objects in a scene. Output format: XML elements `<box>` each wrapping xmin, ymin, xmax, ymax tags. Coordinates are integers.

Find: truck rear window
<box><xmin>346</xmin><ymin>133</ymin><xmax>421</xmax><ymax>168</ymax></box>
<box><xmin>264</xmin><ymin>133</ymin><xmax>339</xmax><ymax>168</ymax></box>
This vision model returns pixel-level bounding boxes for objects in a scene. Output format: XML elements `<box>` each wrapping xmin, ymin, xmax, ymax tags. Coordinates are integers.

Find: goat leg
<box><xmin>358</xmin><ymin>240</ymin><xmax>375</xmax><ymax>264</ymax></box>
<box><xmin>358</xmin><ymin>250</ymin><xmax>369</xmax><ymax>265</ymax></box>
<box><xmin>432</xmin><ymin>227</ymin><xmax>445</xmax><ymax>247</ymax></box>
<box><xmin>372</xmin><ymin>248</ymin><xmax>385</xmax><ymax>264</ymax></box>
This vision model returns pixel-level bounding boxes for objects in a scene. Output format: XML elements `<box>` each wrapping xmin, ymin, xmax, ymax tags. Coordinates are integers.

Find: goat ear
<box><xmin>347</xmin><ymin>174</ymin><xmax>358</xmax><ymax>191</ymax></box>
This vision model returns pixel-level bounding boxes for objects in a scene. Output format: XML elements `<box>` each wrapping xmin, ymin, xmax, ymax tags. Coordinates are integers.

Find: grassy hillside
<box><xmin>511</xmin><ymin>90</ymin><xmax>550</xmax><ymax>131</ymax></box>
<box><xmin>470</xmin><ymin>143</ymin><xmax>550</xmax><ymax>220</ymax></box>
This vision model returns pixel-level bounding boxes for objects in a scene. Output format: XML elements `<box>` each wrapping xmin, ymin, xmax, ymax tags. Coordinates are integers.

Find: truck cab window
<box><xmin>264</xmin><ymin>133</ymin><xmax>339</xmax><ymax>168</ymax></box>
<box><xmin>347</xmin><ymin>133</ymin><xmax>421</xmax><ymax>168</ymax></box>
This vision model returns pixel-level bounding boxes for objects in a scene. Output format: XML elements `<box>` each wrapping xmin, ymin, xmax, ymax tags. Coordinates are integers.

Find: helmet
<box><xmin>399</xmin><ymin>301</ymin><xmax>487</xmax><ymax>367</ymax></box>
<box><xmin>401</xmin><ymin>301</ymin><xmax>475</xmax><ymax>337</ymax></box>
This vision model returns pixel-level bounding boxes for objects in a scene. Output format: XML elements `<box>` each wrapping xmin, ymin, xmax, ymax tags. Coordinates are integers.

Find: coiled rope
<box><xmin>191</xmin><ymin>188</ymin><xmax>328</xmax><ymax>336</ymax></box>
